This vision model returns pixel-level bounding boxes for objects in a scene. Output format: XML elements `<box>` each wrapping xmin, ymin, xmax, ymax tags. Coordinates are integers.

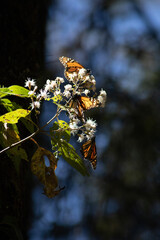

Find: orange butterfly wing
<box><xmin>59</xmin><ymin>56</ymin><xmax>85</xmax><ymax>80</ymax></box>
<box><xmin>69</xmin><ymin>96</ymin><xmax>99</xmax><ymax>119</ymax></box>
<box><xmin>69</xmin><ymin>95</ymin><xmax>84</xmax><ymax>119</ymax></box>
<box><xmin>81</xmin><ymin>137</ymin><xmax>97</xmax><ymax>170</ymax></box>
<box><xmin>79</xmin><ymin>96</ymin><xmax>99</xmax><ymax>110</ymax></box>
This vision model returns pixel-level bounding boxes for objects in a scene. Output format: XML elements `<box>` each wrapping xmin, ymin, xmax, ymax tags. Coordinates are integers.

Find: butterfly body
<box><xmin>81</xmin><ymin>137</ymin><xmax>97</xmax><ymax>170</ymax></box>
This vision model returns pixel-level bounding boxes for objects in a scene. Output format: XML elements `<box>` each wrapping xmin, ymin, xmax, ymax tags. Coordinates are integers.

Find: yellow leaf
<box><xmin>31</xmin><ymin>147</ymin><xmax>62</xmax><ymax>198</ymax></box>
<box><xmin>0</xmin><ymin>109</ymin><xmax>31</xmax><ymax>124</ymax></box>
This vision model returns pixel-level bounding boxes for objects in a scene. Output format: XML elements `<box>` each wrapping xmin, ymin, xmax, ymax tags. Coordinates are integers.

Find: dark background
<box><xmin>1</xmin><ymin>0</ymin><xmax>160</xmax><ymax>240</ymax></box>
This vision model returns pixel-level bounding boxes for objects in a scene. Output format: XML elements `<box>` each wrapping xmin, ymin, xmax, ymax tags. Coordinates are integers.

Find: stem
<box><xmin>0</xmin><ymin>109</ymin><xmax>62</xmax><ymax>155</ymax></box>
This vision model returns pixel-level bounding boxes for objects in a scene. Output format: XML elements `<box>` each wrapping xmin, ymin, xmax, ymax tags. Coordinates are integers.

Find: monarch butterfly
<box><xmin>80</xmin><ymin>137</ymin><xmax>97</xmax><ymax>170</ymax></box>
<box><xmin>59</xmin><ymin>56</ymin><xmax>90</xmax><ymax>80</ymax></box>
<box><xmin>69</xmin><ymin>95</ymin><xmax>99</xmax><ymax>119</ymax></box>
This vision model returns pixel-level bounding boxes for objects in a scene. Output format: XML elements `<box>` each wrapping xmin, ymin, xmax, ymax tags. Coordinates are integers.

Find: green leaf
<box><xmin>0</xmin><ymin>109</ymin><xmax>31</xmax><ymax>124</ymax></box>
<box><xmin>0</xmin><ymin>85</ymin><xmax>29</xmax><ymax>98</ymax></box>
<box><xmin>0</xmin><ymin>87</ymin><xmax>12</xmax><ymax>98</ymax></box>
<box><xmin>0</xmin><ymin>98</ymin><xmax>34</xmax><ymax>132</ymax></box>
<box><xmin>8</xmin><ymin>85</ymin><xmax>29</xmax><ymax>97</ymax></box>
<box><xmin>0</xmin><ymin>98</ymin><xmax>19</xmax><ymax>112</ymax></box>
<box><xmin>50</xmin><ymin>121</ymin><xmax>89</xmax><ymax>176</ymax></box>
<box><xmin>60</xmin><ymin>139</ymin><xmax>89</xmax><ymax>176</ymax></box>
<box><xmin>51</xmin><ymin>120</ymin><xmax>71</xmax><ymax>143</ymax></box>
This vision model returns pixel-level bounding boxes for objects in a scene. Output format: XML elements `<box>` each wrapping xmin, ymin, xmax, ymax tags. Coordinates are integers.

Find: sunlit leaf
<box><xmin>51</xmin><ymin>120</ymin><xmax>70</xmax><ymax>143</ymax></box>
<box><xmin>0</xmin><ymin>87</ymin><xmax>12</xmax><ymax>98</ymax></box>
<box><xmin>0</xmin><ymin>98</ymin><xmax>34</xmax><ymax>132</ymax></box>
<box><xmin>0</xmin><ymin>109</ymin><xmax>31</xmax><ymax>124</ymax></box>
<box><xmin>31</xmin><ymin>147</ymin><xmax>62</xmax><ymax>198</ymax></box>
<box><xmin>0</xmin><ymin>85</ymin><xmax>29</xmax><ymax>98</ymax></box>
<box><xmin>8</xmin><ymin>85</ymin><xmax>29</xmax><ymax>97</ymax></box>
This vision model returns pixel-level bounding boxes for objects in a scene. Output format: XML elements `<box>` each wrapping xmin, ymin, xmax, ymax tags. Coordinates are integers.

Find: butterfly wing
<box><xmin>59</xmin><ymin>56</ymin><xmax>85</xmax><ymax>80</ymax></box>
<box><xmin>81</xmin><ymin>137</ymin><xmax>97</xmax><ymax>170</ymax></box>
<box><xmin>69</xmin><ymin>95</ymin><xmax>84</xmax><ymax>119</ymax></box>
<box><xmin>78</xmin><ymin>96</ymin><xmax>99</xmax><ymax>110</ymax></box>
<box><xmin>69</xmin><ymin>95</ymin><xmax>99</xmax><ymax>119</ymax></box>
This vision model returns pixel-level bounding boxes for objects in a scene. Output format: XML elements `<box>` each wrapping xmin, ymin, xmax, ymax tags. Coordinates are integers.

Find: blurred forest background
<box><xmin>1</xmin><ymin>0</ymin><xmax>160</xmax><ymax>240</ymax></box>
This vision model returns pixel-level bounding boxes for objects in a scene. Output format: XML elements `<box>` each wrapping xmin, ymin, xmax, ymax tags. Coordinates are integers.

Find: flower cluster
<box><xmin>66</xmin><ymin>68</ymin><xmax>96</xmax><ymax>92</ymax></box>
<box><xmin>24</xmin><ymin>77</ymin><xmax>65</xmax><ymax>110</ymax></box>
<box><xmin>25</xmin><ymin>58</ymin><xmax>107</xmax><ymax>143</ymax></box>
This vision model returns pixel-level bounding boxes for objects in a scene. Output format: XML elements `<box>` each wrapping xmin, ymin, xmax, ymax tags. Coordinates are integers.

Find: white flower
<box><xmin>46</xmin><ymin>79</ymin><xmax>51</xmax><ymax>85</ymax></box>
<box><xmin>98</xmin><ymin>89</ymin><xmax>107</xmax><ymax>107</ymax></box>
<box><xmin>84</xmin><ymin>75</ymin><xmax>91</xmax><ymax>82</ymax></box>
<box><xmin>78</xmin><ymin>68</ymin><xmax>87</xmax><ymax>77</ymax></box>
<box><xmin>63</xmin><ymin>90</ymin><xmax>71</xmax><ymax>98</ymax></box>
<box><xmin>31</xmin><ymin>101</ymin><xmax>41</xmax><ymax>109</ymax></box>
<box><xmin>39</xmin><ymin>89</ymin><xmax>49</xmax><ymax>99</ymax></box>
<box><xmin>69</xmin><ymin>122</ymin><xmax>78</xmax><ymax>130</ymax></box>
<box><xmin>54</xmin><ymin>90</ymin><xmax>61</xmax><ymax>96</ymax></box>
<box><xmin>44</xmin><ymin>80</ymin><xmax>52</xmax><ymax>92</ymax></box>
<box><xmin>97</xmin><ymin>95</ymin><xmax>104</xmax><ymax>104</ymax></box>
<box><xmin>86</xmin><ymin>129</ymin><xmax>96</xmax><ymax>140</ymax></box>
<box><xmin>4</xmin><ymin>123</ymin><xmax>8</xmax><ymax>130</ymax></box>
<box><xmin>83</xmin><ymin>89</ymin><xmax>90</xmax><ymax>95</ymax></box>
<box><xmin>85</xmin><ymin>118</ymin><xmax>97</xmax><ymax>129</ymax></box>
<box><xmin>50</xmin><ymin>80</ymin><xmax>57</xmax><ymax>89</ymax></box>
<box><xmin>28</xmin><ymin>86</ymin><xmax>37</xmax><ymax>96</ymax></box>
<box><xmin>69</xmin><ymin>72</ymin><xmax>78</xmax><ymax>83</ymax></box>
<box><xmin>55</xmin><ymin>77</ymin><xmax>64</xmax><ymax>83</ymax></box>
<box><xmin>25</xmin><ymin>78</ymin><xmax>36</xmax><ymax>88</ymax></box>
<box><xmin>72</xmin><ymin>117</ymin><xmax>80</xmax><ymax>124</ymax></box>
<box><xmin>78</xmin><ymin>134</ymin><xmax>85</xmax><ymax>142</ymax></box>
<box><xmin>34</xmin><ymin>101</ymin><xmax>41</xmax><ymax>108</ymax></box>
<box><xmin>64</xmin><ymin>84</ymin><xmax>72</xmax><ymax>91</ymax></box>
<box><xmin>69</xmin><ymin>122</ymin><xmax>79</xmax><ymax>135</ymax></box>
<box><xmin>74</xmin><ymin>91</ymin><xmax>81</xmax><ymax>95</ymax></box>
<box><xmin>100</xmin><ymin>89</ymin><xmax>107</xmax><ymax>97</ymax></box>
<box><xmin>28</xmin><ymin>90</ymin><xmax>35</xmax><ymax>96</ymax></box>
<box><xmin>44</xmin><ymin>84</ymin><xmax>51</xmax><ymax>92</ymax></box>
<box><xmin>91</xmin><ymin>79</ymin><xmax>96</xmax><ymax>85</ymax></box>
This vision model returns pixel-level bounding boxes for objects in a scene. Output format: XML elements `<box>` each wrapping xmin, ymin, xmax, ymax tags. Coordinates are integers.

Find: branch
<box><xmin>0</xmin><ymin>109</ymin><xmax>62</xmax><ymax>155</ymax></box>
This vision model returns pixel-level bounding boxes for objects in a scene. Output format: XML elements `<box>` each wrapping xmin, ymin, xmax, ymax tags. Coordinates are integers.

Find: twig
<box><xmin>0</xmin><ymin>109</ymin><xmax>62</xmax><ymax>155</ymax></box>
